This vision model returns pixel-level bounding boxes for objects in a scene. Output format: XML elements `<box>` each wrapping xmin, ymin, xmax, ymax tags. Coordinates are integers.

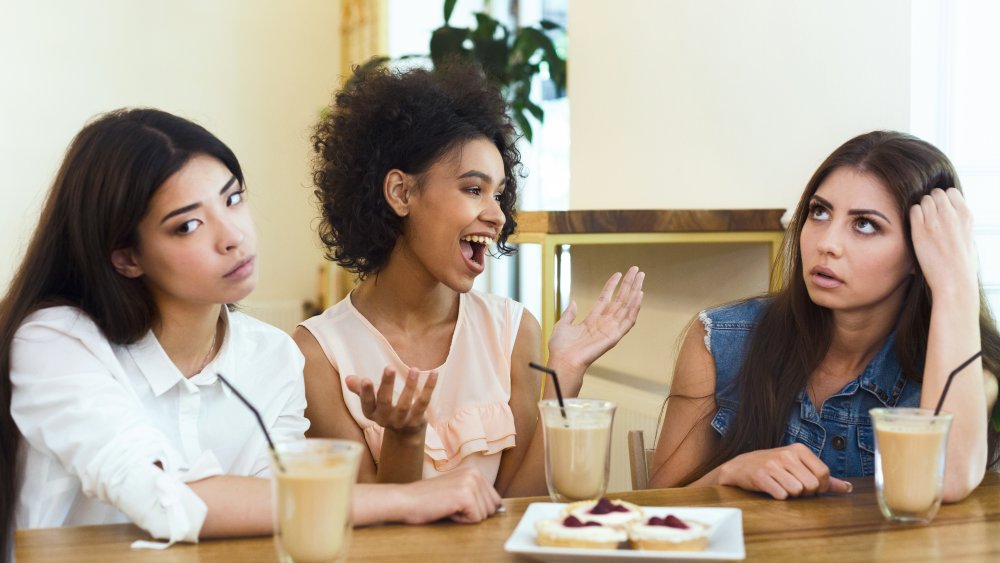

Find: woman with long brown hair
<box><xmin>650</xmin><ymin>131</ymin><xmax>1000</xmax><ymax>501</ymax></box>
<box><xmin>0</xmin><ymin>108</ymin><xmax>502</xmax><ymax>556</ymax></box>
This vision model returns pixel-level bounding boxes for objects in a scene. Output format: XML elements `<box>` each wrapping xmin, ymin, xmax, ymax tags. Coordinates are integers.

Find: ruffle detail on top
<box><xmin>362</xmin><ymin>402</ymin><xmax>517</xmax><ymax>473</ymax></box>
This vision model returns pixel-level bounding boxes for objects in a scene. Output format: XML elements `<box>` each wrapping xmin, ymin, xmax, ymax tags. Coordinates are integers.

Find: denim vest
<box><xmin>702</xmin><ymin>298</ymin><xmax>922</xmax><ymax>477</ymax></box>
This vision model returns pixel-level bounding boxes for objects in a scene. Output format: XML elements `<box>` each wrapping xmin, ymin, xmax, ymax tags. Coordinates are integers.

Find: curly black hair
<box><xmin>311</xmin><ymin>61</ymin><xmax>521</xmax><ymax>278</ymax></box>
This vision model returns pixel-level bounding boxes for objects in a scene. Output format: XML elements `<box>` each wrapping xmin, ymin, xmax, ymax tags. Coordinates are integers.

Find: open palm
<box><xmin>547</xmin><ymin>266</ymin><xmax>645</xmax><ymax>373</ymax></box>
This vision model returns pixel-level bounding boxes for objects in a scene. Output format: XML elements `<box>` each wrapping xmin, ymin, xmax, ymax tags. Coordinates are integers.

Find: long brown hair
<box><xmin>0</xmin><ymin>108</ymin><xmax>244</xmax><ymax>555</ymax></box>
<box><xmin>683</xmin><ymin>131</ymin><xmax>1000</xmax><ymax>483</ymax></box>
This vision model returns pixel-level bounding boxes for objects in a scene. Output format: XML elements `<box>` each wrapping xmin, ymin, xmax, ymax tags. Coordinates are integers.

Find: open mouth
<box><xmin>460</xmin><ymin>235</ymin><xmax>493</xmax><ymax>271</ymax></box>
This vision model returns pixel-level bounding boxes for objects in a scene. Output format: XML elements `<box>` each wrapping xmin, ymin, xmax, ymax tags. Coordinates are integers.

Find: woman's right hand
<box><xmin>716</xmin><ymin>443</ymin><xmax>853</xmax><ymax>499</ymax></box>
<box><xmin>397</xmin><ymin>467</ymin><xmax>502</xmax><ymax>524</ymax></box>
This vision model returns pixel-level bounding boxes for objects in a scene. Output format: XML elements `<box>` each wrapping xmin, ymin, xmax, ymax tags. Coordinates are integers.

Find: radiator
<box><xmin>240</xmin><ymin>299</ymin><xmax>306</xmax><ymax>335</ymax></box>
<box><xmin>578</xmin><ymin>371</ymin><xmax>666</xmax><ymax>492</ymax></box>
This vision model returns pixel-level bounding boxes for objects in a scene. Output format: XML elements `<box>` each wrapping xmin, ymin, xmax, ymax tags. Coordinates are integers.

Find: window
<box><xmin>911</xmin><ymin>0</ymin><xmax>1000</xmax><ymax>316</ymax></box>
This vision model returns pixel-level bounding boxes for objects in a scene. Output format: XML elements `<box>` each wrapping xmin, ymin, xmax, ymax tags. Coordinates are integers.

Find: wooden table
<box><xmin>510</xmin><ymin>209</ymin><xmax>786</xmax><ymax>353</ymax></box>
<box><xmin>17</xmin><ymin>473</ymin><xmax>1000</xmax><ymax>562</ymax></box>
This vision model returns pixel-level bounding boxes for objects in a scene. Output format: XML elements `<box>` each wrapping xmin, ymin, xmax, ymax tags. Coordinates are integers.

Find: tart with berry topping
<box><xmin>562</xmin><ymin>497</ymin><xmax>644</xmax><ymax>529</ymax></box>
<box><xmin>627</xmin><ymin>514</ymin><xmax>711</xmax><ymax>551</ymax></box>
<box><xmin>534</xmin><ymin>514</ymin><xmax>628</xmax><ymax>549</ymax></box>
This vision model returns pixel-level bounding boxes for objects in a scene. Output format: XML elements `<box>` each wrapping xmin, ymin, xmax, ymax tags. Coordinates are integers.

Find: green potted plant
<box><xmin>360</xmin><ymin>0</ymin><xmax>567</xmax><ymax>142</ymax></box>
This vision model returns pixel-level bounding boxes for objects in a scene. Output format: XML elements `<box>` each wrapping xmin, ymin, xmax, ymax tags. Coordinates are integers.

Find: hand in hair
<box><xmin>546</xmin><ymin>266</ymin><xmax>645</xmax><ymax>392</ymax></box>
<box><xmin>716</xmin><ymin>443</ymin><xmax>853</xmax><ymax>500</ymax></box>
<box><xmin>910</xmin><ymin>187</ymin><xmax>978</xmax><ymax>298</ymax></box>
<box><xmin>346</xmin><ymin>367</ymin><xmax>438</xmax><ymax>437</ymax></box>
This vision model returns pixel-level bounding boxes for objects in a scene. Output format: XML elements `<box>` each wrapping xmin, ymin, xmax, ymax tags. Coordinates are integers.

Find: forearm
<box><xmin>920</xmin><ymin>292</ymin><xmax>987</xmax><ymax>501</ymax></box>
<box><xmin>375</xmin><ymin>429</ymin><xmax>425</xmax><ymax>484</ymax></box>
<box><xmin>496</xmin><ymin>422</ymin><xmax>549</xmax><ymax>498</ymax></box>
<box><xmin>352</xmin><ymin>484</ymin><xmax>408</xmax><ymax>525</ymax></box>
<box><xmin>188</xmin><ymin>476</ymin><xmax>272</xmax><ymax>538</ymax></box>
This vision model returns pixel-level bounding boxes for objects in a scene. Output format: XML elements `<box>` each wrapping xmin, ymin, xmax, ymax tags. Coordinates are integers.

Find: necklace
<box><xmin>197</xmin><ymin>321</ymin><xmax>219</xmax><ymax>374</ymax></box>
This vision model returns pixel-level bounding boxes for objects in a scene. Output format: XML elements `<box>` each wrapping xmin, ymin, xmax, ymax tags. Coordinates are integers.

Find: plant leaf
<box><xmin>512</xmin><ymin>108</ymin><xmax>533</xmax><ymax>142</ymax></box>
<box><xmin>443</xmin><ymin>0</ymin><xmax>458</xmax><ymax>24</ymax></box>
<box><xmin>430</xmin><ymin>26</ymin><xmax>471</xmax><ymax>66</ymax></box>
<box><xmin>539</xmin><ymin>19</ymin><xmax>562</xmax><ymax>31</ymax></box>
<box><xmin>523</xmin><ymin>98</ymin><xmax>544</xmax><ymax>122</ymax></box>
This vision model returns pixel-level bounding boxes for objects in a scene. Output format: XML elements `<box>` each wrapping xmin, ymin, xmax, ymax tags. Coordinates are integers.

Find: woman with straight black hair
<box><xmin>0</xmin><ymin>108</ymin><xmax>501</xmax><ymax>555</ymax></box>
<box><xmin>650</xmin><ymin>131</ymin><xmax>1000</xmax><ymax>501</ymax></box>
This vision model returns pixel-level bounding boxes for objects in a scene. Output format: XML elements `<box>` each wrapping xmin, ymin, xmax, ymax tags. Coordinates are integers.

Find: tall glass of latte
<box><xmin>539</xmin><ymin>398</ymin><xmax>616</xmax><ymax>502</ymax></box>
<box><xmin>270</xmin><ymin>439</ymin><xmax>362</xmax><ymax>562</ymax></box>
<box><xmin>870</xmin><ymin>408</ymin><xmax>953</xmax><ymax>524</ymax></box>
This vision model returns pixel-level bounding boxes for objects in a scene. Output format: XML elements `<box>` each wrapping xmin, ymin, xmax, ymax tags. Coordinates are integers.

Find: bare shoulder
<box><xmin>670</xmin><ymin>316</ymin><xmax>717</xmax><ymax>399</ymax></box>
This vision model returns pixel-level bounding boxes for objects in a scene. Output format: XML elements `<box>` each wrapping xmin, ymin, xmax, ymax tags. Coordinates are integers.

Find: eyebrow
<box><xmin>458</xmin><ymin>170</ymin><xmax>507</xmax><ymax>187</ymax></box>
<box><xmin>811</xmin><ymin>195</ymin><xmax>892</xmax><ymax>224</ymax></box>
<box><xmin>159</xmin><ymin>175</ymin><xmax>238</xmax><ymax>224</ymax></box>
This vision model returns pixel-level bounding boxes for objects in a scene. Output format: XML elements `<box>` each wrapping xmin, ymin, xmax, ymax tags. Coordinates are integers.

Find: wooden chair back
<box><xmin>627</xmin><ymin>430</ymin><xmax>656</xmax><ymax>490</ymax></box>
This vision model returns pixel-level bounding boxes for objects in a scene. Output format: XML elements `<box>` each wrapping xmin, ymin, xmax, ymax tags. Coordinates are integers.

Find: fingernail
<box><xmin>844</xmin><ymin>481</ymin><xmax>853</xmax><ymax>493</ymax></box>
<box><xmin>496</xmin><ymin>504</ymin><xmax>507</xmax><ymax>513</ymax></box>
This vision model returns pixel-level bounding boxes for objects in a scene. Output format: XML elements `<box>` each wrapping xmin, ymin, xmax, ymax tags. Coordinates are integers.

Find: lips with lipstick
<box><xmin>460</xmin><ymin>234</ymin><xmax>493</xmax><ymax>270</ymax></box>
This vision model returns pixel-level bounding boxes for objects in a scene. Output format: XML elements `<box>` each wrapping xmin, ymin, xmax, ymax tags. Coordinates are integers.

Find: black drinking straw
<box><xmin>529</xmin><ymin>362</ymin><xmax>567</xmax><ymax>420</ymax></box>
<box><xmin>933</xmin><ymin>350</ymin><xmax>984</xmax><ymax>416</ymax></box>
<box><xmin>216</xmin><ymin>372</ymin><xmax>286</xmax><ymax>472</ymax></box>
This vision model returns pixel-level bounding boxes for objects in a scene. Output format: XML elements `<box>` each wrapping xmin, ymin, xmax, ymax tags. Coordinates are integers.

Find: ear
<box><xmin>111</xmin><ymin>248</ymin><xmax>144</xmax><ymax>279</ymax></box>
<box><xmin>383</xmin><ymin>169</ymin><xmax>414</xmax><ymax>218</ymax></box>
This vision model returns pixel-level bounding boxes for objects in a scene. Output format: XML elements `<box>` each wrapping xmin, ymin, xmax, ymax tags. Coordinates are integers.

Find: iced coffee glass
<box><xmin>270</xmin><ymin>438</ymin><xmax>363</xmax><ymax>563</ymax></box>
<box><xmin>539</xmin><ymin>398</ymin><xmax>616</xmax><ymax>502</ymax></box>
<box><xmin>870</xmin><ymin>408</ymin><xmax>953</xmax><ymax>524</ymax></box>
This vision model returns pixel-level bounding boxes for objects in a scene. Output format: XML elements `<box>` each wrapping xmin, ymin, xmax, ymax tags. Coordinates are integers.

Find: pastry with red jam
<box><xmin>627</xmin><ymin>514</ymin><xmax>711</xmax><ymax>551</ymax></box>
<box><xmin>561</xmin><ymin>497</ymin><xmax>644</xmax><ymax>529</ymax></box>
<box><xmin>534</xmin><ymin>514</ymin><xmax>628</xmax><ymax>549</ymax></box>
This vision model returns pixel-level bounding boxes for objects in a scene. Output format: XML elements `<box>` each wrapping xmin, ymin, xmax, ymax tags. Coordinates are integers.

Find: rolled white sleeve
<box><xmin>11</xmin><ymin>312</ymin><xmax>210</xmax><ymax>542</ymax></box>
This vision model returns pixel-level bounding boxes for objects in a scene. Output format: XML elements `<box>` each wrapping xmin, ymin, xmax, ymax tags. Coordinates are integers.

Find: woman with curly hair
<box><xmin>296</xmin><ymin>62</ymin><xmax>644</xmax><ymax>496</ymax></box>
<box><xmin>650</xmin><ymin>131</ymin><xmax>1000</xmax><ymax>502</ymax></box>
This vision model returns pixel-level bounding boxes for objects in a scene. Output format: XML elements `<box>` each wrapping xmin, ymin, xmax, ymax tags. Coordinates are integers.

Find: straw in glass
<box><xmin>216</xmin><ymin>372</ymin><xmax>285</xmax><ymax>473</ymax></box>
<box><xmin>933</xmin><ymin>350</ymin><xmax>984</xmax><ymax>416</ymax></box>
<box><xmin>529</xmin><ymin>362</ymin><xmax>567</xmax><ymax>421</ymax></box>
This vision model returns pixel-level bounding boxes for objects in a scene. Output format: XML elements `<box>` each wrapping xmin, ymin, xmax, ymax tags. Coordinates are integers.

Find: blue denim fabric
<box><xmin>702</xmin><ymin>298</ymin><xmax>922</xmax><ymax>477</ymax></box>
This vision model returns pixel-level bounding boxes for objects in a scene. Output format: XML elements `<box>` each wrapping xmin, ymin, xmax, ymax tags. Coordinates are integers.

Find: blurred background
<box><xmin>2</xmin><ymin>0</ymin><xmax>998</xmax><ymax>490</ymax></box>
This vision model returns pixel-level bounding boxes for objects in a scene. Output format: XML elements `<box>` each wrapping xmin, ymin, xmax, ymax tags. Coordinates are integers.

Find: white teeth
<box><xmin>461</xmin><ymin>235</ymin><xmax>494</xmax><ymax>245</ymax></box>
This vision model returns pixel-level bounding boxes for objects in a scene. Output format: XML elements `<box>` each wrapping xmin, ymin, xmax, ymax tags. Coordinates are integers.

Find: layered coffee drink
<box><xmin>870</xmin><ymin>408</ymin><xmax>953</xmax><ymax>524</ymax></box>
<box><xmin>540</xmin><ymin>399</ymin><xmax>616</xmax><ymax>502</ymax></box>
<box><xmin>271</xmin><ymin>439</ymin><xmax>362</xmax><ymax>563</ymax></box>
<box><xmin>547</xmin><ymin>424</ymin><xmax>612</xmax><ymax>500</ymax></box>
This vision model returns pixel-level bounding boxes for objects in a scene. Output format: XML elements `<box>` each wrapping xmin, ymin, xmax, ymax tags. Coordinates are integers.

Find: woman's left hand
<box><xmin>910</xmin><ymin>187</ymin><xmax>979</xmax><ymax>298</ymax></box>
<box><xmin>546</xmin><ymin>266</ymin><xmax>644</xmax><ymax>380</ymax></box>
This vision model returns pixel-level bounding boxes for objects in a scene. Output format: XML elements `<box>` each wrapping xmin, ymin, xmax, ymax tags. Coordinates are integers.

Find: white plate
<box><xmin>503</xmin><ymin>503</ymin><xmax>745</xmax><ymax>562</ymax></box>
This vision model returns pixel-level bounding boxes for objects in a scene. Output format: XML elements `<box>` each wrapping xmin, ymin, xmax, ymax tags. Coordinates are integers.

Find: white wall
<box><xmin>0</xmin><ymin>0</ymin><xmax>340</xmax><ymax>310</ymax></box>
<box><xmin>565</xmin><ymin>0</ymin><xmax>914</xmax><ymax>390</ymax></box>
<box><xmin>569</xmin><ymin>0</ymin><xmax>911</xmax><ymax>210</ymax></box>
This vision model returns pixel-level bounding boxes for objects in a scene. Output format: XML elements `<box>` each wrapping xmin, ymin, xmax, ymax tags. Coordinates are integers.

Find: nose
<box><xmin>216</xmin><ymin>217</ymin><xmax>246</xmax><ymax>253</ymax></box>
<box><xmin>482</xmin><ymin>196</ymin><xmax>505</xmax><ymax>234</ymax></box>
<box><xmin>815</xmin><ymin>224</ymin><xmax>843</xmax><ymax>257</ymax></box>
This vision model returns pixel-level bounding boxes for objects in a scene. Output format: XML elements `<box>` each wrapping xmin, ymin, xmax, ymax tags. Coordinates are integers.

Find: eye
<box><xmin>854</xmin><ymin>216</ymin><xmax>879</xmax><ymax>235</ymax></box>
<box><xmin>493</xmin><ymin>192</ymin><xmax>503</xmax><ymax>203</ymax></box>
<box><xmin>226</xmin><ymin>189</ymin><xmax>245</xmax><ymax>206</ymax></box>
<box><xmin>464</xmin><ymin>186</ymin><xmax>482</xmax><ymax>196</ymax></box>
<box><xmin>808</xmin><ymin>202</ymin><xmax>829</xmax><ymax>220</ymax></box>
<box><xmin>176</xmin><ymin>219</ymin><xmax>201</xmax><ymax>235</ymax></box>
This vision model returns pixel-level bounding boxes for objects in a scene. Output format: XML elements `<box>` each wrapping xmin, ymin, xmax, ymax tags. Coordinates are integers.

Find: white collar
<box><xmin>127</xmin><ymin>307</ymin><xmax>236</xmax><ymax>397</ymax></box>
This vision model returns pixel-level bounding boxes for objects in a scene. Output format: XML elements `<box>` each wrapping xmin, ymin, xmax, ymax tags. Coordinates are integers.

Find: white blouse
<box><xmin>10</xmin><ymin>306</ymin><xmax>308</xmax><ymax>543</ymax></box>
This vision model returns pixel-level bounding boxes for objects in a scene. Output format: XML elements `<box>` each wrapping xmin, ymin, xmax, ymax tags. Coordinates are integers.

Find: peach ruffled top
<box><xmin>300</xmin><ymin>290</ymin><xmax>523</xmax><ymax>483</ymax></box>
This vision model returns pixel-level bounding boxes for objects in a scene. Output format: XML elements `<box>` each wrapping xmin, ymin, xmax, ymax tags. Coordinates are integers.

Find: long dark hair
<box><xmin>683</xmin><ymin>131</ymin><xmax>1000</xmax><ymax>483</ymax></box>
<box><xmin>0</xmin><ymin>108</ymin><xmax>243</xmax><ymax>554</ymax></box>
